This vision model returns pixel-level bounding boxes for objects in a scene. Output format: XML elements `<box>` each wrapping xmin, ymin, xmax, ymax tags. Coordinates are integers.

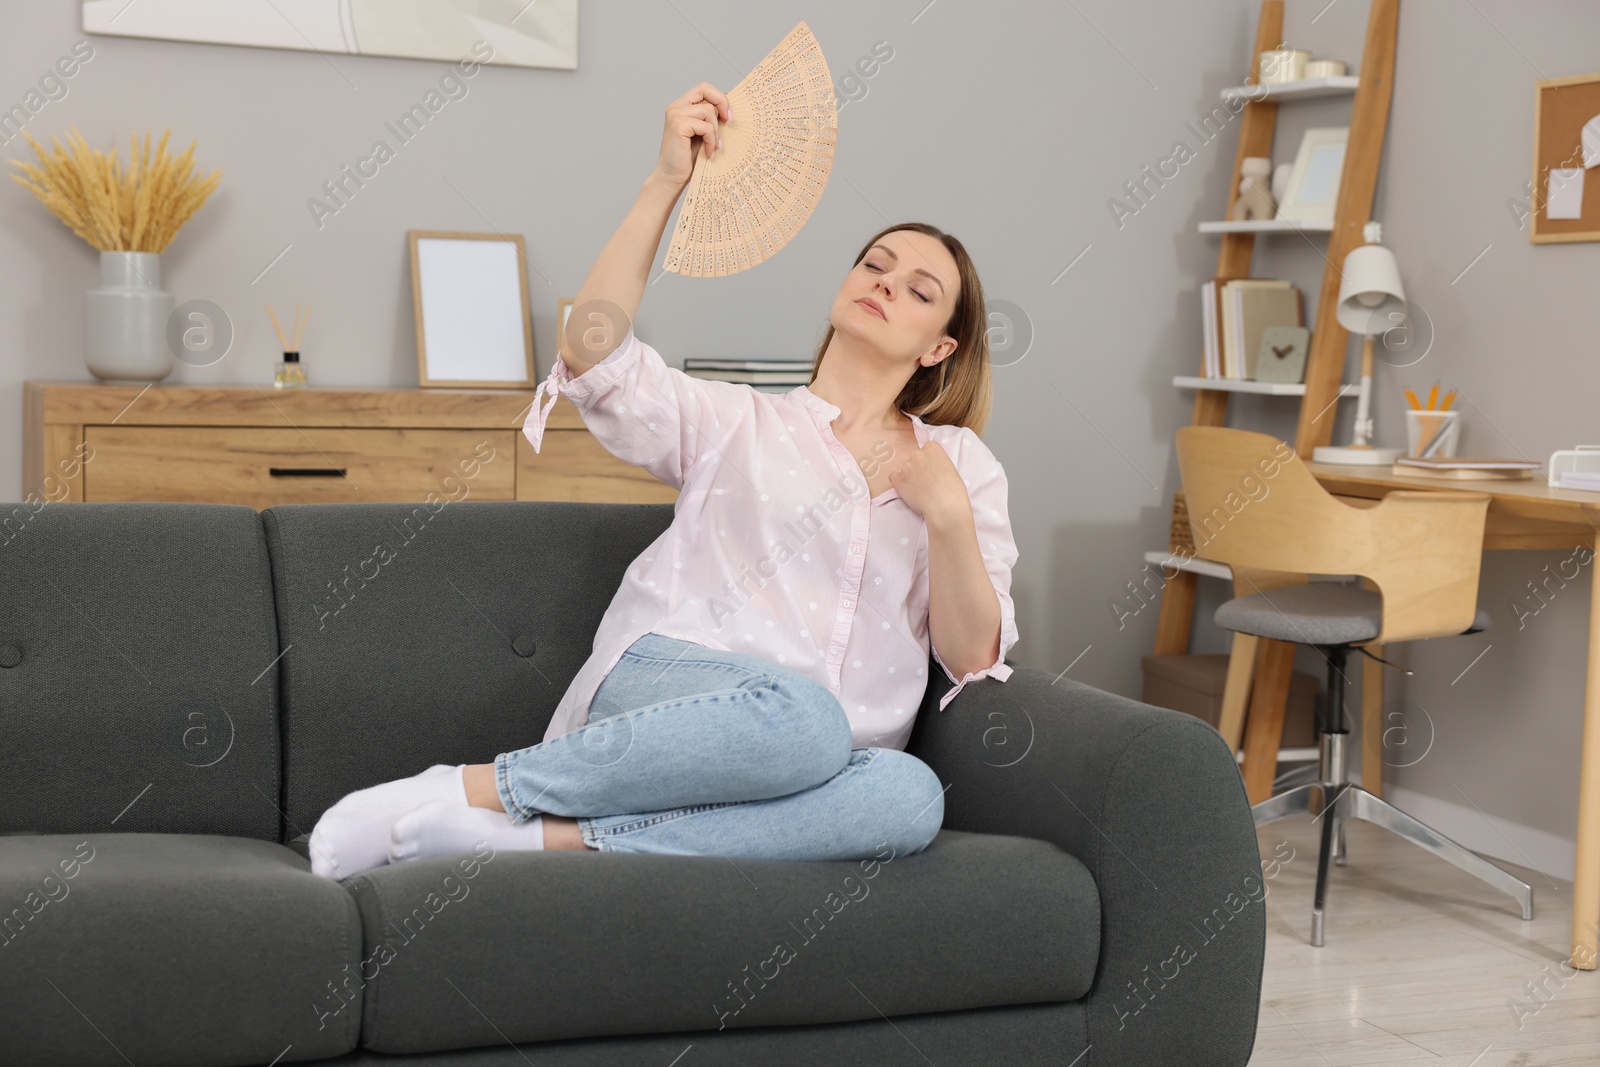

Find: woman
<box><xmin>308</xmin><ymin>82</ymin><xmax>1019</xmax><ymax>879</ymax></box>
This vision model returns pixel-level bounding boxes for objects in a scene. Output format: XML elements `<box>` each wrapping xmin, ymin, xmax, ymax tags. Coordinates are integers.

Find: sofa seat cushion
<box><xmin>341</xmin><ymin>827</ymin><xmax>1099</xmax><ymax>1055</ymax></box>
<box><xmin>0</xmin><ymin>833</ymin><xmax>363</xmax><ymax>1067</ymax></box>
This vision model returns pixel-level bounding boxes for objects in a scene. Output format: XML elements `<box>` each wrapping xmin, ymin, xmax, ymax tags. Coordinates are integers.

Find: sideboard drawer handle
<box><xmin>269</xmin><ymin>467</ymin><xmax>347</xmax><ymax>477</ymax></box>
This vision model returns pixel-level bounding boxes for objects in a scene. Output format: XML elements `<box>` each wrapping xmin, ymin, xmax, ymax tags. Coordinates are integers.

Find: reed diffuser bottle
<box><xmin>267</xmin><ymin>303</ymin><xmax>309</xmax><ymax>390</ymax></box>
<box><xmin>275</xmin><ymin>350</ymin><xmax>306</xmax><ymax>390</ymax></box>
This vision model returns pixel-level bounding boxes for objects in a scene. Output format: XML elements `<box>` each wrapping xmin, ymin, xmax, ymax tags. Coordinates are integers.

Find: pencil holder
<box><xmin>1405</xmin><ymin>409</ymin><xmax>1460</xmax><ymax>458</ymax></box>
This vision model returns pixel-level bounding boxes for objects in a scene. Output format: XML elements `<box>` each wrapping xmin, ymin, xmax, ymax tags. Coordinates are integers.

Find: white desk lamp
<box><xmin>1312</xmin><ymin>221</ymin><xmax>1406</xmax><ymax>466</ymax></box>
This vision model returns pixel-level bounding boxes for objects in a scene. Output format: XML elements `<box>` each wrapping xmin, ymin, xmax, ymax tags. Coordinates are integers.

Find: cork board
<box><xmin>1530</xmin><ymin>71</ymin><xmax>1600</xmax><ymax>243</ymax></box>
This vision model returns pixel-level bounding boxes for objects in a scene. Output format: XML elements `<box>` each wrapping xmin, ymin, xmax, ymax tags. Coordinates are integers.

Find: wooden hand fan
<box><xmin>663</xmin><ymin>21</ymin><xmax>837</xmax><ymax>277</ymax></box>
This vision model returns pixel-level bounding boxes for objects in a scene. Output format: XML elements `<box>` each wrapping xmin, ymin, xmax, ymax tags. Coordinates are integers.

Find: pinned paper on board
<box><xmin>1583</xmin><ymin>113</ymin><xmax>1600</xmax><ymax>167</ymax></box>
<box><xmin>1548</xmin><ymin>167</ymin><xmax>1586</xmax><ymax>219</ymax></box>
<box><xmin>1531</xmin><ymin>72</ymin><xmax>1600</xmax><ymax>242</ymax></box>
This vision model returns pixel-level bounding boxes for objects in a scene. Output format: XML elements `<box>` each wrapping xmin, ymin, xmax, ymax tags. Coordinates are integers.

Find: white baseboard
<box><xmin>1377</xmin><ymin>784</ymin><xmax>1574</xmax><ymax>884</ymax></box>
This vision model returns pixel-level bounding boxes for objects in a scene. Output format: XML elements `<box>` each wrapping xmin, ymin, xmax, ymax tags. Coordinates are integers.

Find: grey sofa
<box><xmin>0</xmin><ymin>500</ymin><xmax>1264</xmax><ymax>1066</ymax></box>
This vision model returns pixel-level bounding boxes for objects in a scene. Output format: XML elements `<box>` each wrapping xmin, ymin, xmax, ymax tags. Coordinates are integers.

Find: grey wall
<box><xmin>2</xmin><ymin>1</ymin><xmax>1594</xmax><ymax>875</ymax></box>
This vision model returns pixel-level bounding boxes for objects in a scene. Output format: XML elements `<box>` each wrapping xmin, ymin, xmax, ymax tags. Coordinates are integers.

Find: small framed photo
<box><xmin>1275</xmin><ymin>127</ymin><xmax>1348</xmax><ymax>226</ymax></box>
<box><xmin>409</xmin><ymin>230</ymin><xmax>535</xmax><ymax>388</ymax></box>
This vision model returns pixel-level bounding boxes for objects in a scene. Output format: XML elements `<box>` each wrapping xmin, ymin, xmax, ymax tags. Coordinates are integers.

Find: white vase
<box><xmin>85</xmin><ymin>250</ymin><xmax>174</xmax><ymax>383</ymax></box>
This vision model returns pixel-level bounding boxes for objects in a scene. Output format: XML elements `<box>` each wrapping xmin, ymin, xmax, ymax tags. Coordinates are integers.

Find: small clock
<box><xmin>1254</xmin><ymin>326</ymin><xmax>1310</xmax><ymax>384</ymax></box>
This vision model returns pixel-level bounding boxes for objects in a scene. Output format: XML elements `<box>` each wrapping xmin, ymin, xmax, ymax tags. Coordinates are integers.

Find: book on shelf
<box><xmin>1201</xmin><ymin>279</ymin><xmax>1217</xmax><ymax>377</ymax></box>
<box><xmin>1225</xmin><ymin>280</ymin><xmax>1301</xmax><ymax>380</ymax></box>
<box><xmin>1391</xmin><ymin>456</ymin><xmax>1540</xmax><ymax>480</ymax></box>
<box><xmin>1199</xmin><ymin>277</ymin><xmax>1302</xmax><ymax>380</ymax></box>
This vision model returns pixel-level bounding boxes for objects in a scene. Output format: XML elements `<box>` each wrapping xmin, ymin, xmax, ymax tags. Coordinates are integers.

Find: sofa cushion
<box><xmin>260</xmin><ymin>500</ymin><xmax>679</xmax><ymax>839</ymax></box>
<box><xmin>337</xmin><ymin>1002</ymin><xmax>1090</xmax><ymax>1066</ymax></box>
<box><xmin>0</xmin><ymin>832</ymin><xmax>362</xmax><ymax>1066</ymax></box>
<box><xmin>339</xmin><ymin>827</ymin><xmax>1098</xmax><ymax>1054</ymax></box>
<box><xmin>0</xmin><ymin>502</ymin><xmax>282</xmax><ymax>841</ymax></box>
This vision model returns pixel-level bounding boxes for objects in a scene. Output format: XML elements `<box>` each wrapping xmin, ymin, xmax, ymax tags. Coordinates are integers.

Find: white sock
<box><xmin>388</xmin><ymin>798</ymin><xmax>546</xmax><ymax>863</ymax></box>
<box><xmin>308</xmin><ymin>764</ymin><xmax>468</xmax><ymax>880</ymax></box>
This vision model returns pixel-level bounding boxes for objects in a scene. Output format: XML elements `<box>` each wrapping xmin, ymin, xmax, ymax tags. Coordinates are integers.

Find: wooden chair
<box><xmin>1173</xmin><ymin>425</ymin><xmax>1534</xmax><ymax>946</ymax></box>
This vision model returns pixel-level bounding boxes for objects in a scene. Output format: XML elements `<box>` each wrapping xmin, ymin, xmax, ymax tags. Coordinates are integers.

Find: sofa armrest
<box><xmin>906</xmin><ymin>665</ymin><xmax>1267</xmax><ymax>1067</ymax></box>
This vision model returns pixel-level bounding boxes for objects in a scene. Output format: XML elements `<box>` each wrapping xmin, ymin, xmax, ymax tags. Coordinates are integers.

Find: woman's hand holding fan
<box><xmin>654</xmin><ymin>82</ymin><xmax>732</xmax><ymax>191</ymax></box>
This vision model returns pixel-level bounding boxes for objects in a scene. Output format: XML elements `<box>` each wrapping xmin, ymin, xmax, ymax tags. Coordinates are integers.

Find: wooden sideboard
<box><xmin>21</xmin><ymin>382</ymin><xmax>678</xmax><ymax>509</ymax></box>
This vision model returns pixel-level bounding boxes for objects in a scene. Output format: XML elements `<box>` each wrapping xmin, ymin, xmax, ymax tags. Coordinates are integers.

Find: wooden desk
<box><xmin>1308</xmin><ymin>461</ymin><xmax>1600</xmax><ymax>970</ymax></box>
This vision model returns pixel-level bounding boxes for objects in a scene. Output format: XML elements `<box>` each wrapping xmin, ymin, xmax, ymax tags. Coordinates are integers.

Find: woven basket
<box><xmin>1170</xmin><ymin>492</ymin><xmax>1196</xmax><ymax>556</ymax></box>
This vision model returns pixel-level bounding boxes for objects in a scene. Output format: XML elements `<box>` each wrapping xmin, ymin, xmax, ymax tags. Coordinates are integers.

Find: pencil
<box><xmin>1440</xmin><ymin>388</ymin><xmax>1456</xmax><ymax>411</ymax></box>
<box><xmin>1426</xmin><ymin>381</ymin><xmax>1439</xmax><ymax>410</ymax></box>
<box><xmin>1405</xmin><ymin>387</ymin><xmax>1421</xmax><ymax>410</ymax></box>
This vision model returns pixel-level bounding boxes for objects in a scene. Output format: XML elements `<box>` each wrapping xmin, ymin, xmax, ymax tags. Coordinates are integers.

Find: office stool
<box><xmin>1215</xmin><ymin>583</ymin><xmax>1533</xmax><ymax>946</ymax></box>
<box><xmin>1174</xmin><ymin>425</ymin><xmax>1535</xmax><ymax>947</ymax></box>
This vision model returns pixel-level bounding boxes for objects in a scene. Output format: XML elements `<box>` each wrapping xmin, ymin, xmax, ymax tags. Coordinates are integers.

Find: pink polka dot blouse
<box><xmin>523</xmin><ymin>327</ymin><xmax>1019</xmax><ymax>752</ymax></box>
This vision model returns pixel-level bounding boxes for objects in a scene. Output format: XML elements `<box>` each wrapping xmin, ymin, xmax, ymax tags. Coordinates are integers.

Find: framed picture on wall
<box><xmin>82</xmin><ymin>0</ymin><xmax>579</xmax><ymax>70</ymax></box>
<box><xmin>409</xmin><ymin>230</ymin><xmax>535</xmax><ymax>389</ymax></box>
<box><xmin>1275</xmin><ymin>127</ymin><xmax>1348</xmax><ymax>226</ymax></box>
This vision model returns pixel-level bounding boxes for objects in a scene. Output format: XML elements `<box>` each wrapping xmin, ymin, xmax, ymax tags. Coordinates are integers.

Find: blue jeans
<box><xmin>492</xmin><ymin>632</ymin><xmax>945</xmax><ymax>859</ymax></box>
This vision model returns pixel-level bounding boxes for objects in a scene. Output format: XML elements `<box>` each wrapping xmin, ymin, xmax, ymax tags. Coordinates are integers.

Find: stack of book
<box><xmin>1200</xmin><ymin>276</ymin><xmax>1304</xmax><ymax>380</ymax></box>
<box><xmin>1391</xmin><ymin>456</ymin><xmax>1541</xmax><ymax>481</ymax></box>
<box><xmin>683</xmin><ymin>357</ymin><xmax>814</xmax><ymax>393</ymax></box>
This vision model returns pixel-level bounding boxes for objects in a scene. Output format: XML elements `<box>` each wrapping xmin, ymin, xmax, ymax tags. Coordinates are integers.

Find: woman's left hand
<box><xmin>887</xmin><ymin>441</ymin><xmax>972</xmax><ymax>526</ymax></box>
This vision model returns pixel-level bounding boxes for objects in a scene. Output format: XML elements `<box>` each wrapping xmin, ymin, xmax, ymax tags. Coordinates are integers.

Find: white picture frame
<box><xmin>1275</xmin><ymin>127</ymin><xmax>1349</xmax><ymax>225</ymax></box>
<box><xmin>81</xmin><ymin>0</ymin><xmax>578</xmax><ymax>70</ymax></box>
<box><xmin>410</xmin><ymin>230</ymin><xmax>535</xmax><ymax>389</ymax></box>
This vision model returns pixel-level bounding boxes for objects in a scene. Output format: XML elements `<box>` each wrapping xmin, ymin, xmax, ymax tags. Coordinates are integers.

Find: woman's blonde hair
<box><xmin>807</xmin><ymin>221</ymin><xmax>993</xmax><ymax>435</ymax></box>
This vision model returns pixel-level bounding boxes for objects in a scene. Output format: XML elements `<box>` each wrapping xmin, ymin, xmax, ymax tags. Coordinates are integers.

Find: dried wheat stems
<box><xmin>8</xmin><ymin>127</ymin><xmax>222</xmax><ymax>252</ymax></box>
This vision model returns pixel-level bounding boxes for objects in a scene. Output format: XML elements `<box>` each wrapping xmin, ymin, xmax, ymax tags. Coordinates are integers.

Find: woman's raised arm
<box><xmin>562</xmin><ymin>81</ymin><xmax>732</xmax><ymax>377</ymax></box>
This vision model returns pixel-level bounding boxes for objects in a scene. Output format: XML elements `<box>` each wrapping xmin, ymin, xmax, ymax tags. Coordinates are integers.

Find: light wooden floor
<box><xmin>1249</xmin><ymin>815</ymin><xmax>1600</xmax><ymax>1065</ymax></box>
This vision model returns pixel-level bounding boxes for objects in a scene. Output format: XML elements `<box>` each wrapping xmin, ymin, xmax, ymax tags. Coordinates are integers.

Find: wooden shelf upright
<box><xmin>1151</xmin><ymin>0</ymin><xmax>1402</xmax><ymax>804</ymax></box>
